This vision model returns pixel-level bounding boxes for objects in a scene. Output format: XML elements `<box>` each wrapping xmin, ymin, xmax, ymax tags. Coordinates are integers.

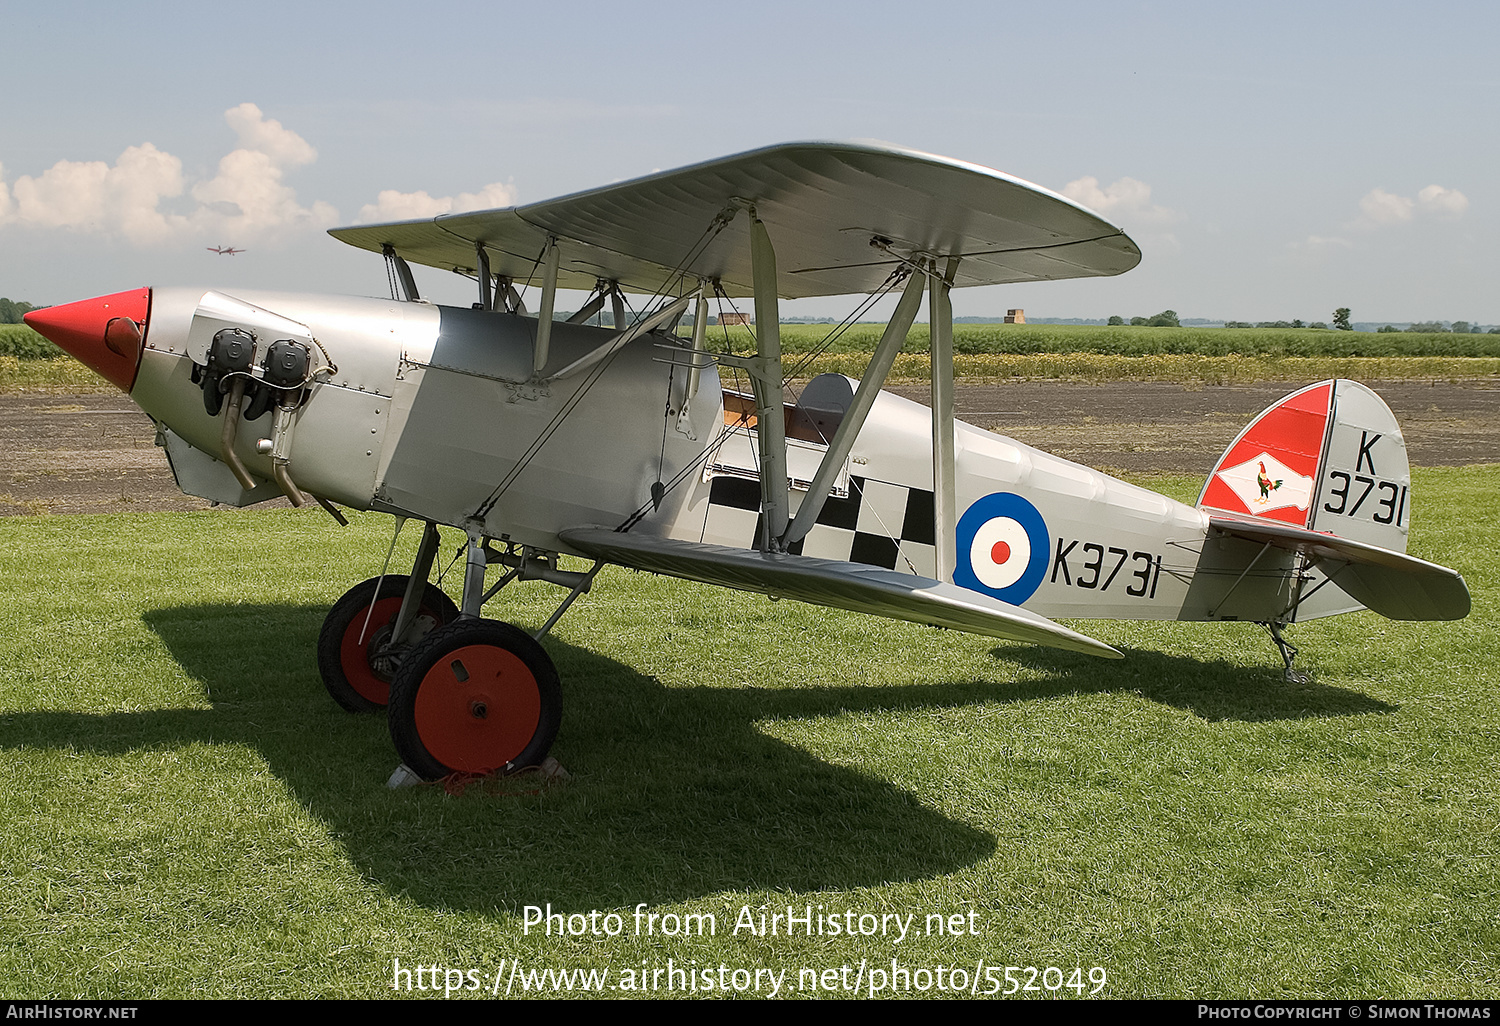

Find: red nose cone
<box><xmin>24</xmin><ymin>288</ymin><xmax>150</xmax><ymax>392</ymax></box>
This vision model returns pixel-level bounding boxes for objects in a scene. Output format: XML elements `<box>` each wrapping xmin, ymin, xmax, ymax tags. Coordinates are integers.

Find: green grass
<box><xmin>1</xmin><ymin>468</ymin><xmax>1495</xmax><ymax>998</ymax></box>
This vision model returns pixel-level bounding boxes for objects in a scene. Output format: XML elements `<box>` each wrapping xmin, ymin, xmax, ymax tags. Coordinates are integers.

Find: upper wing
<box><xmin>559</xmin><ymin>527</ymin><xmax>1123</xmax><ymax>659</ymax></box>
<box><xmin>329</xmin><ymin>141</ymin><xmax>1140</xmax><ymax>298</ymax></box>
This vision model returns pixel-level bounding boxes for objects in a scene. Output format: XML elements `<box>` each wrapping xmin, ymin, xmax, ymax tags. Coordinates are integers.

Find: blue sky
<box><xmin>2</xmin><ymin>0</ymin><xmax>1495</xmax><ymax>323</ymax></box>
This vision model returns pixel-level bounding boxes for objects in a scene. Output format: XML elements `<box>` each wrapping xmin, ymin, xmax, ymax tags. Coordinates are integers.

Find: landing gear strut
<box><xmin>1260</xmin><ymin>621</ymin><xmax>1309</xmax><ymax>684</ymax></box>
<box><xmin>320</xmin><ymin>519</ymin><xmax>597</xmax><ymax>782</ymax></box>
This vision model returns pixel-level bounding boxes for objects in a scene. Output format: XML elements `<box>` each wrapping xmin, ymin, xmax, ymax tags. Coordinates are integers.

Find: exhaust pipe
<box><xmin>219</xmin><ymin>378</ymin><xmax>258</xmax><ymax>492</ymax></box>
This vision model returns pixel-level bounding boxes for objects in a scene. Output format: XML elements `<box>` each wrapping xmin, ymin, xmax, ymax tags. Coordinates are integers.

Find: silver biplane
<box><xmin>25</xmin><ymin>142</ymin><xmax>1470</xmax><ymax>782</ymax></box>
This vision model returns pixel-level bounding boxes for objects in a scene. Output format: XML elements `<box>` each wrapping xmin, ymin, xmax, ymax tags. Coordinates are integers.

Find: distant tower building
<box><xmin>1004</xmin><ymin>309</ymin><xmax>1025</xmax><ymax>324</ymax></box>
<box><xmin>719</xmin><ymin>311</ymin><xmax>750</xmax><ymax>326</ymax></box>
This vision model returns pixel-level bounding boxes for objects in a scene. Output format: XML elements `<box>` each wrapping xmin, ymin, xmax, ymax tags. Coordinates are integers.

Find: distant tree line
<box><xmin>1105</xmin><ymin>307</ymin><xmax>1495</xmax><ymax>334</ymax></box>
<box><xmin>1376</xmin><ymin>321</ymin><xmax>1498</xmax><ymax>334</ymax></box>
<box><xmin>0</xmin><ymin>298</ymin><xmax>39</xmax><ymax>324</ymax></box>
<box><xmin>1108</xmin><ymin>310</ymin><xmax>1180</xmax><ymax>327</ymax></box>
<box><xmin>1221</xmin><ymin>308</ymin><xmax>1346</xmax><ymax>331</ymax></box>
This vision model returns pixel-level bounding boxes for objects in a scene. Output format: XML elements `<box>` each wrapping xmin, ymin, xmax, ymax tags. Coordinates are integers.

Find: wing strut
<box><xmin>532</xmin><ymin>236</ymin><xmax>560</xmax><ymax>374</ymax></box>
<box><xmin>781</xmin><ymin>265</ymin><xmax>925</xmax><ymax>549</ymax></box>
<box><xmin>611</xmin><ymin>286</ymin><xmax>627</xmax><ymax>335</ymax></box>
<box><xmin>685</xmin><ymin>279</ymin><xmax>710</xmax><ymax>402</ymax></box>
<box><xmin>930</xmin><ymin>256</ymin><xmax>960</xmax><ymax>582</ymax></box>
<box><xmin>544</xmin><ymin>292</ymin><xmax>694</xmax><ymax>382</ymax></box>
<box><xmin>674</xmin><ymin>279</ymin><xmax>712</xmax><ymax>439</ymax></box>
<box><xmin>565</xmin><ymin>280</ymin><xmax>608</xmax><ymax>324</ymax></box>
<box><xmin>476</xmin><ymin>242</ymin><xmax>493</xmax><ymax>310</ymax></box>
<box><xmin>382</xmin><ymin>244</ymin><xmax>420</xmax><ymax>302</ymax></box>
<box><xmin>750</xmin><ymin>211</ymin><xmax>790</xmax><ymax>549</ymax></box>
<box><xmin>499</xmin><ymin>276</ymin><xmax>525</xmax><ymax>315</ymax></box>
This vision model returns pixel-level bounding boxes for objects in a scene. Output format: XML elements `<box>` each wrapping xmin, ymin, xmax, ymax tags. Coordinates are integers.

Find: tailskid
<box><xmin>1259</xmin><ymin>620</ymin><xmax>1309</xmax><ymax>684</ymax></box>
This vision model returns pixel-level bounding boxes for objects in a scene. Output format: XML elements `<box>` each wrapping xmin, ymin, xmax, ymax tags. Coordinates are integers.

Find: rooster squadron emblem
<box><xmin>1211</xmin><ymin>451</ymin><xmax>1313</xmax><ymax>519</ymax></box>
<box><xmin>1256</xmin><ymin>461</ymin><xmax>1283</xmax><ymax>503</ymax></box>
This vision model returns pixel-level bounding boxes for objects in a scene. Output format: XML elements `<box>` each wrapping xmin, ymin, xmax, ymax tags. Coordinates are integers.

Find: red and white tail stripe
<box><xmin>1199</xmin><ymin>381</ymin><xmax>1332</xmax><ymax>529</ymax></box>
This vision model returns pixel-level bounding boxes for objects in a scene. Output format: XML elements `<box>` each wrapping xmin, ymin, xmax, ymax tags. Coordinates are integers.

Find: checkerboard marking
<box><xmin>705</xmin><ymin>474</ymin><xmax>937</xmax><ymax>576</ymax></box>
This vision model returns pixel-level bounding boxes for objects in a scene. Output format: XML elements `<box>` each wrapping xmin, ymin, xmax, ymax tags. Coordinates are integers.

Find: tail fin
<box><xmin>1193</xmin><ymin>380</ymin><xmax>1463</xmax><ymax>623</ymax></box>
<box><xmin>1198</xmin><ymin>379</ymin><xmax>1410</xmax><ymax>554</ymax></box>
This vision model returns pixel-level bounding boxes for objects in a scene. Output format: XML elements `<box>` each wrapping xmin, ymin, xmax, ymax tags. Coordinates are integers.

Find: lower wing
<box><xmin>560</xmin><ymin>528</ymin><xmax>1122</xmax><ymax>659</ymax></box>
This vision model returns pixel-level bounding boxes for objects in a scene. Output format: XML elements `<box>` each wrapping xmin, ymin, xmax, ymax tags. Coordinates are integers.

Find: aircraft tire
<box><xmin>316</xmin><ymin>576</ymin><xmax>460</xmax><ymax>713</ymax></box>
<box><xmin>387</xmin><ymin>618</ymin><xmax>561</xmax><ymax>781</ymax></box>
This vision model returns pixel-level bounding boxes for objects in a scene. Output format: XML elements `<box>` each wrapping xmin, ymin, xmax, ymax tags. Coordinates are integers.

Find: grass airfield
<box><xmin>0</xmin><ymin>468</ymin><xmax>1495</xmax><ymax>999</ymax></box>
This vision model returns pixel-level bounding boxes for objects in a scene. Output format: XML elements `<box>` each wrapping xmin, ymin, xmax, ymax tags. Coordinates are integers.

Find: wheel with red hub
<box><xmin>387</xmin><ymin>619</ymin><xmax>561</xmax><ymax>780</ymax></box>
<box><xmin>316</xmin><ymin>576</ymin><xmax>460</xmax><ymax>713</ymax></box>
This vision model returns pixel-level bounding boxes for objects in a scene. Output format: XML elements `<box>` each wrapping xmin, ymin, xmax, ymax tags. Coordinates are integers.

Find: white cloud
<box><xmin>359</xmin><ymin>188</ymin><xmax>449</xmax><ymax>223</ymax></box>
<box><xmin>1287</xmin><ymin>234</ymin><xmax>1354</xmax><ymax>261</ymax></box>
<box><xmin>190</xmin><ymin>145</ymin><xmax>337</xmax><ymax>237</ymax></box>
<box><xmin>356</xmin><ymin>181</ymin><xmax>517</xmax><ymax>224</ymax></box>
<box><xmin>0</xmin><ymin>104</ymin><xmax>335</xmax><ymax>245</ymax></box>
<box><xmin>8</xmin><ymin>143</ymin><xmax>187</xmax><ymax>243</ymax></box>
<box><xmin>1060</xmin><ymin>175</ymin><xmax>1177</xmax><ymax>226</ymax></box>
<box><xmin>1297</xmin><ymin>235</ymin><xmax>1353</xmax><ymax>250</ymax></box>
<box><xmin>1357</xmin><ymin>184</ymin><xmax>1467</xmax><ymax>227</ymax></box>
<box><xmin>223</xmin><ymin>102</ymin><xmax>316</xmax><ymax>168</ymax></box>
<box><xmin>190</xmin><ymin>103</ymin><xmax>336</xmax><ymax>237</ymax></box>
<box><xmin>1358</xmin><ymin>188</ymin><xmax>1414</xmax><ymax>225</ymax></box>
<box><xmin>1417</xmin><ymin>184</ymin><xmax>1468</xmax><ymax>218</ymax></box>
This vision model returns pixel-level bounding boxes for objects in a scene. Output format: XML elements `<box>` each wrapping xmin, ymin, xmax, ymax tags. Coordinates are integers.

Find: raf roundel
<box><xmin>954</xmin><ymin>492</ymin><xmax>1050</xmax><ymax>605</ymax></box>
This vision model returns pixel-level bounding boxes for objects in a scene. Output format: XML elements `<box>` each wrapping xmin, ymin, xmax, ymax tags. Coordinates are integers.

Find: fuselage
<box><xmin>37</xmin><ymin>287</ymin><xmax>1317</xmax><ymax>626</ymax></box>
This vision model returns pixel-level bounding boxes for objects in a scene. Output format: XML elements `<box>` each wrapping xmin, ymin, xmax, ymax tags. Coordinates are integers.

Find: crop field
<box><xmin>758</xmin><ymin>322</ymin><xmax>1500</xmax><ymax>359</ymax></box>
<box><xmin>7</xmin><ymin>321</ymin><xmax>1500</xmax><ymax>394</ymax></box>
<box><xmin>0</xmin><ymin>324</ymin><xmax>67</xmax><ymax>360</ymax></box>
<box><xmin>1</xmin><ymin>467</ymin><xmax>1494</xmax><ymax>999</ymax></box>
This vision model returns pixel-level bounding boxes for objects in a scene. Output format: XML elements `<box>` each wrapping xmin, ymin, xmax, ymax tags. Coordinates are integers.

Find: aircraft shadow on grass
<box><xmin>988</xmin><ymin>642</ymin><xmax>1398</xmax><ymax>723</ymax></box>
<box><xmin>2</xmin><ymin>602</ymin><xmax>1392</xmax><ymax>911</ymax></box>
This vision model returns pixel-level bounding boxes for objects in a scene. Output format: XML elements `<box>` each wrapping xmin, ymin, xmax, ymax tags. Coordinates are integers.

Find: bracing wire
<box><xmin>615</xmin><ymin>404</ymin><xmax>753</xmax><ymax>533</ymax></box>
<box><xmin>612</xmin><ymin>266</ymin><xmax>912</xmax><ymax>534</ymax></box>
<box><xmin>470</xmin><ymin>214</ymin><xmax>736</xmax><ymax>520</ymax></box>
<box><xmin>514</xmin><ymin>242</ymin><xmax>549</xmax><ymax>310</ymax></box>
<box><xmin>384</xmin><ymin>253</ymin><xmax>401</xmax><ymax>302</ymax></box>
<box><xmin>614</xmin><ymin>284</ymin><xmax>757</xmax><ymax>533</ymax></box>
<box><xmin>781</xmin><ymin>266</ymin><xmax>908</xmax><ymax>384</ymax></box>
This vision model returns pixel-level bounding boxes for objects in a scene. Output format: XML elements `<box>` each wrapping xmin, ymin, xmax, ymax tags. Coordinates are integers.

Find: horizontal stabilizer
<box><xmin>560</xmin><ymin>528</ymin><xmax>1122</xmax><ymax>659</ymax></box>
<box><xmin>1208</xmin><ymin>515</ymin><xmax>1470</xmax><ymax>621</ymax></box>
